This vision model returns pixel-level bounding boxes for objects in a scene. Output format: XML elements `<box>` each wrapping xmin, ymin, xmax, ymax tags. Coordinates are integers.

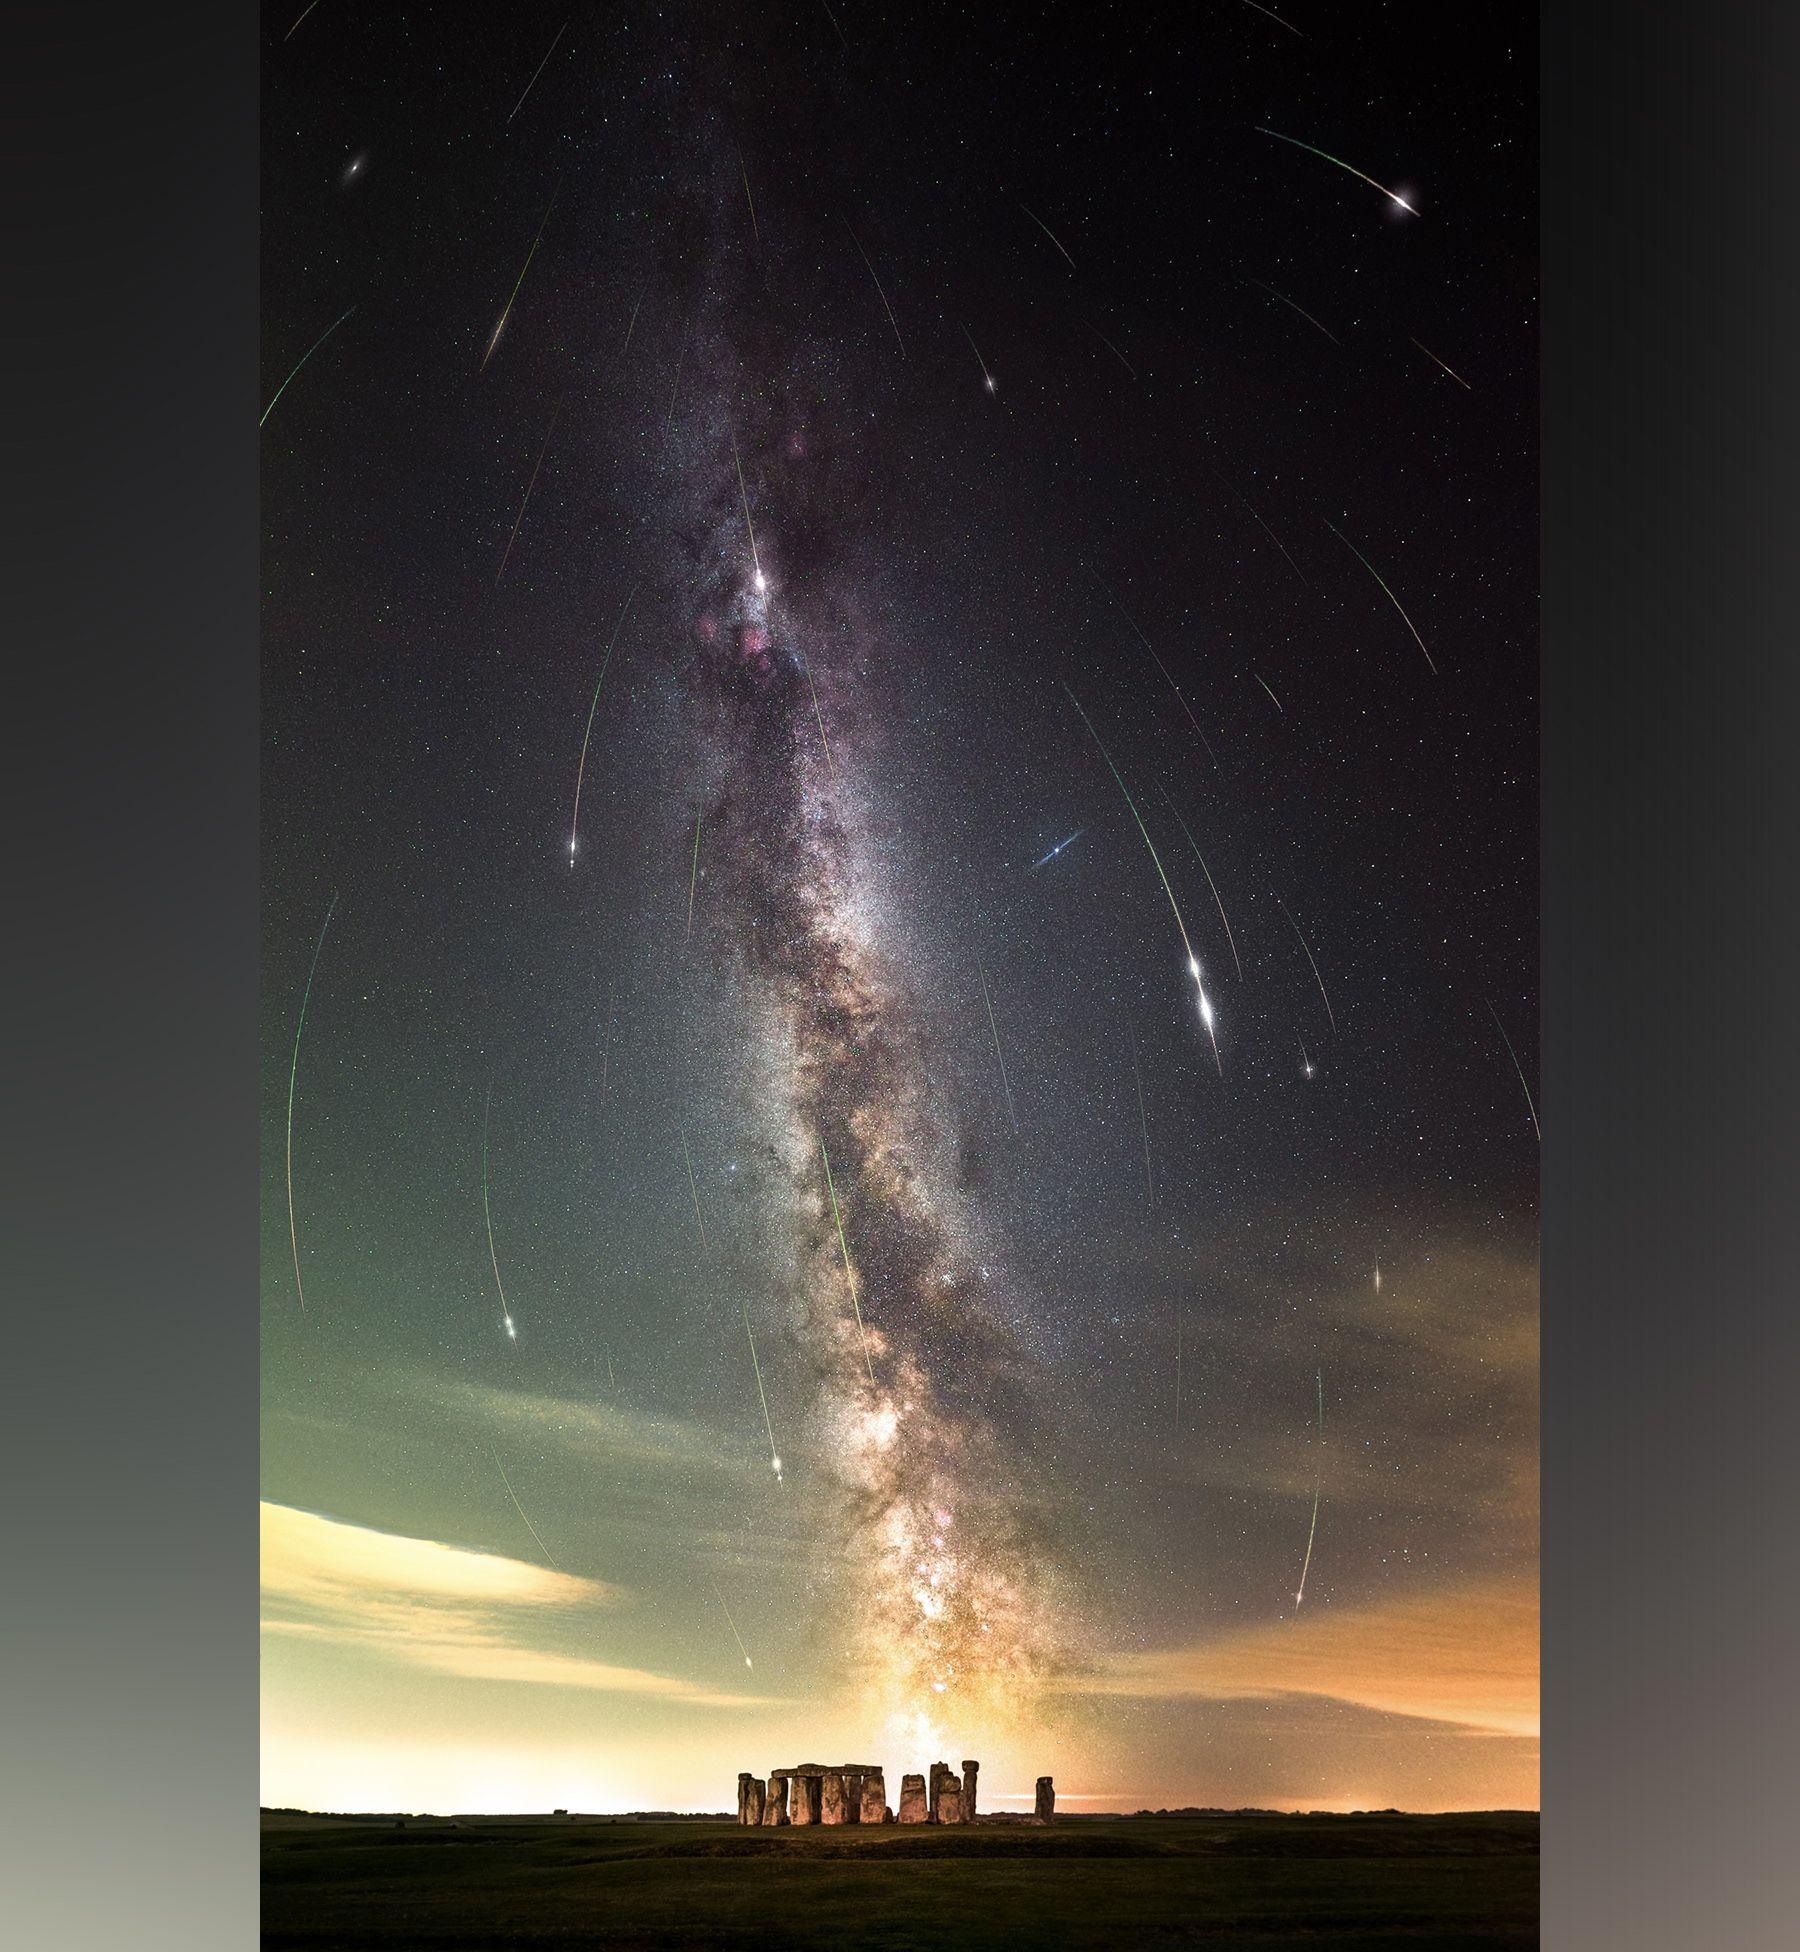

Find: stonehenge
<box><xmin>1034</xmin><ymin>1776</ymin><xmax>1056</xmax><ymax>1822</ymax></box>
<box><xmin>738</xmin><ymin>1756</ymin><xmax>1017</xmax><ymax>1826</ymax></box>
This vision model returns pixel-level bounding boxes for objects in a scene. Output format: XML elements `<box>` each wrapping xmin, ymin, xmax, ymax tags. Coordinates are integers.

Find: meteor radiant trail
<box><xmin>1276</xmin><ymin>898</ymin><xmax>1335</xmax><ymax>1033</ymax></box>
<box><xmin>738</xmin><ymin>1295</ymin><xmax>783</xmax><ymax>1480</ymax></box>
<box><xmin>1487</xmin><ymin>1001</ymin><xmax>1542</xmax><ymax>1142</ymax></box>
<box><xmin>284</xmin><ymin>1</ymin><xmax>321</xmax><ymax>42</ymax></box>
<box><xmin>621</xmin><ymin>289</ymin><xmax>644</xmax><ymax>353</ymax></box>
<box><xmin>797</xmin><ymin>639</ymin><xmax>836</xmax><ymax>778</ymax></box>
<box><xmin>1158</xmin><ymin>788</ymin><xmax>1243</xmax><ymax>980</ymax></box>
<box><xmin>1063</xmin><ymin>683</ymin><xmax>1221</xmax><ymax>1070</ymax></box>
<box><xmin>1374</xmin><ymin>1260</ymin><xmax>1382</xmax><ymax>1293</ymax></box>
<box><xmin>962</xmin><ymin>323</ymin><xmax>997</xmax><ymax>393</ymax></box>
<box><xmin>505</xmin><ymin>19</ymin><xmax>568</xmax><ymax>127</ymax></box>
<box><xmin>1086</xmin><ymin>321</ymin><xmax>1138</xmax><ymax>378</ymax></box>
<box><xmin>666</xmin><ymin>314</ymin><xmax>691</xmax><ymax>437</ymax></box>
<box><xmin>819</xmin><ymin>1138</ymin><xmax>876</xmax><ymax>1388</ymax></box>
<box><xmin>1253</xmin><ymin>672</ymin><xmax>1284</xmax><ymax>713</ymax></box>
<box><xmin>681</xmin><ymin>1129</ymin><xmax>709</xmax><ymax>1252</ymax></box>
<box><xmin>842</xmin><ymin>218</ymin><xmax>905</xmax><ymax>357</ymax></box>
<box><xmin>731</xmin><ymin>431</ymin><xmax>765</xmax><ymax>590</ymax></box>
<box><xmin>1411</xmin><ymin>336</ymin><xmax>1471</xmax><ymax>388</ymax></box>
<box><xmin>1210</xmin><ymin>469</ymin><xmax>1308</xmax><ymax>586</ymax></box>
<box><xmin>977</xmin><ymin>962</ymin><xmax>1021</xmax><ymax>1134</ymax></box>
<box><xmin>569</xmin><ymin>584</ymin><xmax>639</xmax><ymax>864</ymax></box>
<box><xmin>1239</xmin><ymin>0</ymin><xmax>1303</xmax><ymax>33</ymax></box>
<box><xmin>1128</xmin><ymin>1022</ymin><xmax>1153</xmax><ymax>1211</ymax></box>
<box><xmin>1246</xmin><ymin>277</ymin><xmax>1340</xmax><ymax>345</ymax></box>
<box><xmin>1020</xmin><ymin>202</ymin><xmax>1077</xmax><ymax>269</ymax></box>
<box><xmin>686</xmin><ymin>809</ymin><xmax>702</xmax><ymax>943</ymax></box>
<box><xmin>1089</xmin><ymin>569</ymin><xmax>1219</xmax><ymax>766</ymax></box>
<box><xmin>1298</xmin><ymin>1034</ymin><xmax>1315</xmax><ymax>1078</ymax></box>
<box><xmin>261</xmin><ymin>306</ymin><xmax>354</xmax><ymax>428</ymax></box>
<box><xmin>285</xmin><ymin>891</ymin><xmax>338</xmax><ymax>1313</ymax></box>
<box><xmin>1030</xmin><ymin>830</ymin><xmax>1083</xmax><ymax>871</ymax></box>
<box><xmin>481</xmin><ymin>1084</ymin><xmax>518</xmax><ymax>1343</ymax></box>
<box><xmin>1326</xmin><ymin>520</ymin><xmax>1437</xmax><ymax>673</ymax></box>
<box><xmin>482</xmin><ymin>178</ymin><xmax>561</xmax><ymax>371</ymax></box>
<box><xmin>1257</xmin><ymin>127</ymin><xmax>1418</xmax><ymax>215</ymax></box>
<box><xmin>496</xmin><ymin>395</ymin><xmax>563</xmax><ymax>585</ymax></box>
<box><xmin>711</xmin><ymin>1578</ymin><xmax>755</xmax><ymax>1668</ymax></box>
<box><xmin>491</xmin><ymin>1448</ymin><xmax>557</xmax><ymax>1568</ymax></box>
<box><xmin>1294</xmin><ymin>1369</ymin><xmax>1323</xmax><ymax>1607</ymax></box>
<box><xmin>738</xmin><ymin>151</ymin><xmax>760</xmax><ymax>244</ymax></box>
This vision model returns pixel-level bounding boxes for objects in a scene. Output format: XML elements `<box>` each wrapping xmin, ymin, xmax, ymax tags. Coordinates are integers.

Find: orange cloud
<box><xmin>1068</xmin><ymin>1576</ymin><xmax>1538</xmax><ymax>1738</ymax></box>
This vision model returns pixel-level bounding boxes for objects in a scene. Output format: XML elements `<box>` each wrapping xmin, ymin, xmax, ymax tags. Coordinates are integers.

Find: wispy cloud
<box><xmin>261</xmin><ymin>1503</ymin><xmax>778</xmax><ymax>1709</ymax></box>
<box><xmin>1063</xmin><ymin>1575</ymin><xmax>1538</xmax><ymax>1739</ymax></box>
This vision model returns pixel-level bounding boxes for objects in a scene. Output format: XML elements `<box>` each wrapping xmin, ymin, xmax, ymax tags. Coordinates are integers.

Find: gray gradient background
<box><xmin>4</xmin><ymin>1</ymin><xmax>1796</xmax><ymax>1946</ymax></box>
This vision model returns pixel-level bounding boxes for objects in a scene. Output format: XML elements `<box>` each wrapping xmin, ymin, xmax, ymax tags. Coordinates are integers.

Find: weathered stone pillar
<box><xmin>961</xmin><ymin>1759</ymin><xmax>979</xmax><ymax>1823</ymax></box>
<box><xmin>938</xmin><ymin>1781</ymin><xmax>962</xmax><ymax>1825</ymax></box>
<box><xmin>791</xmin><ymin>1773</ymin><xmax>821</xmax><ymax>1825</ymax></box>
<box><xmin>927</xmin><ymin>1761</ymin><xmax>952</xmax><ymax>1823</ymax></box>
<box><xmin>842</xmin><ymin>1773</ymin><xmax>864</xmax><ymax>1824</ymax></box>
<box><xmin>858</xmin><ymin>1771</ymin><xmax>887</xmax><ymax>1825</ymax></box>
<box><xmin>820</xmin><ymin>1771</ymin><xmax>849</xmax><ymax>1824</ymax></box>
<box><xmin>762</xmin><ymin>1775</ymin><xmax>789</xmax><ymax>1826</ymax></box>
<box><xmin>745</xmin><ymin>1777</ymin><xmax>766</xmax><ymax>1826</ymax></box>
<box><xmin>1034</xmin><ymin>1776</ymin><xmax>1055</xmax><ymax>1822</ymax></box>
<box><xmin>897</xmin><ymin>1773</ymin><xmax>929</xmax><ymax>1823</ymax></box>
<box><xmin>736</xmin><ymin>1773</ymin><xmax>753</xmax><ymax>1825</ymax></box>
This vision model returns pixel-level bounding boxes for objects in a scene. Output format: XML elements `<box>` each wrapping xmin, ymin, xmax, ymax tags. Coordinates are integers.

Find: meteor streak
<box><xmin>962</xmin><ymin>323</ymin><xmax>997</xmax><ymax>393</ymax></box>
<box><xmin>1257</xmin><ymin>127</ymin><xmax>1418</xmax><ymax>215</ymax></box>
<box><xmin>569</xmin><ymin>584</ymin><xmax>639</xmax><ymax>863</ymax></box>
<box><xmin>686</xmin><ymin>809</ymin><xmax>703</xmax><ymax>942</ymax></box>
<box><xmin>1085</xmin><ymin>321</ymin><xmax>1138</xmax><ymax>377</ymax></box>
<box><xmin>842</xmin><ymin>217</ymin><xmax>905</xmax><ymax>357</ymax></box>
<box><xmin>819</xmin><ymin>1138</ymin><xmax>876</xmax><ymax>1387</ymax></box>
<box><xmin>1173</xmin><ymin>1305</ymin><xmax>1184</xmax><ymax>1432</ymax></box>
<box><xmin>977</xmin><ymin>962</ymin><xmax>1021</xmax><ymax>1134</ymax></box>
<box><xmin>739</xmin><ymin>150</ymin><xmax>760</xmax><ymax>244</ymax></box>
<box><xmin>1020</xmin><ymin>202</ymin><xmax>1077</xmax><ymax>269</ymax></box>
<box><xmin>797</xmin><ymin>640</ymin><xmax>836</xmax><ymax>779</ymax></box>
<box><xmin>505</xmin><ymin>19</ymin><xmax>568</xmax><ymax>127</ymax></box>
<box><xmin>1210</xmin><ymin>469</ymin><xmax>1308</xmax><ymax>586</ymax></box>
<box><xmin>1299</xmin><ymin>1034</ymin><xmax>1315</xmax><ymax>1078</ymax></box>
<box><xmin>1246</xmin><ymin>277</ymin><xmax>1340</xmax><ymax>345</ymax></box>
<box><xmin>1294</xmin><ymin>1369</ymin><xmax>1323</xmax><ymax>1607</ymax></box>
<box><xmin>1158</xmin><ymin>788</ymin><xmax>1243</xmax><ymax>980</ymax></box>
<box><xmin>492</xmin><ymin>1447</ymin><xmax>556</xmax><ymax>1567</ymax></box>
<box><xmin>681</xmin><ymin>1129</ymin><xmax>709</xmax><ymax>1252</ymax></box>
<box><xmin>285</xmin><ymin>891</ymin><xmax>337</xmax><ymax>1312</ymax></box>
<box><xmin>284</xmin><ymin>2</ymin><xmax>321</xmax><ymax>43</ymax></box>
<box><xmin>1411</xmin><ymin>336</ymin><xmax>1472</xmax><ymax>388</ymax></box>
<box><xmin>666</xmin><ymin>314</ymin><xmax>691</xmax><ymax>437</ymax></box>
<box><xmin>261</xmin><ymin>306</ymin><xmax>355</xmax><ymax>428</ymax></box>
<box><xmin>712</xmin><ymin>1578</ymin><xmax>755</xmax><ymax>1667</ymax></box>
<box><xmin>738</xmin><ymin>1294</ymin><xmax>783</xmax><ymax>1481</ymax></box>
<box><xmin>1063</xmin><ymin>683</ymin><xmax>1221</xmax><ymax>1069</ymax></box>
<box><xmin>621</xmin><ymin>289</ymin><xmax>644</xmax><ymax>353</ymax></box>
<box><xmin>1089</xmin><ymin>569</ymin><xmax>1218</xmax><ymax>766</ymax></box>
<box><xmin>481</xmin><ymin>1083</ymin><xmax>518</xmax><ymax>1343</ymax></box>
<box><xmin>482</xmin><ymin>178</ymin><xmax>561</xmax><ymax>371</ymax></box>
<box><xmin>497</xmin><ymin>395</ymin><xmax>562</xmax><ymax>584</ymax></box>
<box><xmin>1276</xmin><ymin>898</ymin><xmax>1335</xmax><ymax>1032</ymax></box>
<box><xmin>1326</xmin><ymin>520</ymin><xmax>1437</xmax><ymax>673</ymax></box>
<box><xmin>1486</xmin><ymin>1002</ymin><xmax>1542</xmax><ymax>1142</ymax></box>
<box><xmin>1239</xmin><ymin>0</ymin><xmax>1303</xmax><ymax>33</ymax></box>
<box><xmin>1128</xmin><ymin>1021</ymin><xmax>1153</xmax><ymax>1211</ymax></box>
<box><xmin>1030</xmin><ymin>830</ymin><xmax>1083</xmax><ymax>870</ymax></box>
<box><xmin>731</xmin><ymin>430</ymin><xmax>765</xmax><ymax>590</ymax></box>
<box><xmin>1253</xmin><ymin>671</ymin><xmax>1284</xmax><ymax>713</ymax></box>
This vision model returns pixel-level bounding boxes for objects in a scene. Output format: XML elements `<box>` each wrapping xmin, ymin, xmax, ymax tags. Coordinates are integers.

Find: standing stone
<box><xmin>791</xmin><ymin>1774</ymin><xmax>822</xmax><ymax>1826</ymax></box>
<box><xmin>938</xmin><ymin>1782</ymin><xmax>962</xmax><ymax>1825</ymax></box>
<box><xmin>961</xmin><ymin>1760</ymin><xmax>979</xmax><ymax>1823</ymax></box>
<box><xmin>858</xmin><ymin>1771</ymin><xmax>887</xmax><ymax>1825</ymax></box>
<box><xmin>820</xmin><ymin>1772</ymin><xmax>849</xmax><ymax>1825</ymax></box>
<box><xmin>1034</xmin><ymin>1776</ymin><xmax>1056</xmax><ymax>1823</ymax></box>
<box><xmin>745</xmin><ymin>1777</ymin><xmax>766</xmax><ymax>1827</ymax></box>
<box><xmin>842</xmin><ymin>1774</ymin><xmax>864</xmax><ymax>1825</ymax></box>
<box><xmin>762</xmin><ymin>1775</ymin><xmax>789</xmax><ymax>1826</ymax></box>
<box><xmin>736</xmin><ymin>1774</ymin><xmax>752</xmax><ymax>1825</ymax></box>
<box><xmin>897</xmin><ymin>1773</ymin><xmax>929</xmax><ymax>1823</ymax></box>
<box><xmin>928</xmin><ymin>1762</ymin><xmax>954</xmax><ymax>1823</ymax></box>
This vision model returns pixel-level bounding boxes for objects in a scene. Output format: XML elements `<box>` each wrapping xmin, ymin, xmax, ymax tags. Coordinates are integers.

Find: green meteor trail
<box><xmin>1294</xmin><ymin>1370</ymin><xmax>1323</xmax><ymax>1607</ymax></box>
<box><xmin>491</xmin><ymin>1447</ymin><xmax>557</xmax><ymax>1569</ymax></box>
<box><xmin>737</xmin><ymin>1295</ymin><xmax>782</xmax><ymax>1481</ymax></box>
<box><xmin>1326</xmin><ymin>520</ymin><xmax>1437</xmax><ymax>673</ymax></box>
<box><xmin>482</xmin><ymin>1082</ymin><xmax>518</xmax><ymax>1343</ymax></box>
<box><xmin>820</xmin><ymin>1138</ymin><xmax>875</xmax><ymax>1386</ymax></box>
<box><xmin>285</xmin><ymin>891</ymin><xmax>338</xmax><ymax>1312</ymax></box>
<box><xmin>681</xmin><ymin>1129</ymin><xmax>709</xmax><ymax>1252</ymax></box>
<box><xmin>686</xmin><ymin>809</ymin><xmax>703</xmax><ymax>942</ymax></box>
<box><xmin>569</xmin><ymin>584</ymin><xmax>640</xmax><ymax>864</ymax></box>
<box><xmin>978</xmin><ymin>961</ymin><xmax>1021</xmax><ymax>1134</ymax></box>
<box><xmin>1257</xmin><ymin>127</ymin><xmax>1417</xmax><ymax>215</ymax></box>
<box><xmin>1487</xmin><ymin>1002</ymin><xmax>1542</xmax><ymax>1143</ymax></box>
<box><xmin>482</xmin><ymin>177</ymin><xmax>561</xmax><ymax>371</ymax></box>
<box><xmin>1158</xmin><ymin>787</ymin><xmax>1243</xmax><ymax>981</ymax></box>
<box><xmin>261</xmin><ymin>307</ymin><xmax>355</xmax><ymax>429</ymax></box>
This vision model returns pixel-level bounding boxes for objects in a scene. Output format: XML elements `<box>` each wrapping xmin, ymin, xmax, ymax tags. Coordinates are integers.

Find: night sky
<box><xmin>261</xmin><ymin>1</ymin><xmax>1537</xmax><ymax>1816</ymax></box>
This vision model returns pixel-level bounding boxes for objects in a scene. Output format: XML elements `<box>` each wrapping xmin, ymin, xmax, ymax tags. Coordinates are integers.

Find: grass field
<box><xmin>261</xmin><ymin>1809</ymin><xmax>1538</xmax><ymax>1950</ymax></box>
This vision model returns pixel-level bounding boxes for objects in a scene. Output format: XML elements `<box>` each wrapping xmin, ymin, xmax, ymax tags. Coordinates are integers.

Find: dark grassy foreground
<box><xmin>262</xmin><ymin>1809</ymin><xmax>1537</xmax><ymax>1951</ymax></box>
